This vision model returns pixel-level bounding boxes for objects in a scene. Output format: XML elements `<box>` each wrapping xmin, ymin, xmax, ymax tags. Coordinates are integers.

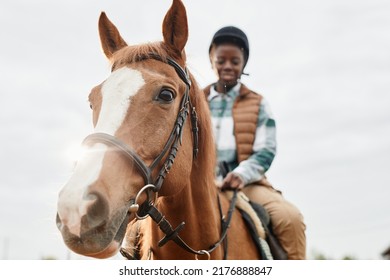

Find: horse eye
<box><xmin>157</xmin><ymin>89</ymin><xmax>174</xmax><ymax>103</ymax></box>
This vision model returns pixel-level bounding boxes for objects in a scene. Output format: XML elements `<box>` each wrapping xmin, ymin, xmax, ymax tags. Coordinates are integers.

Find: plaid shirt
<box><xmin>207</xmin><ymin>83</ymin><xmax>277</xmax><ymax>185</ymax></box>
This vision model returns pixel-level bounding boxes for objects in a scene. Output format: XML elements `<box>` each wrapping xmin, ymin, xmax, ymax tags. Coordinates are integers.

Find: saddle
<box><xmin>218</xmin><ymin>162</ymin><xmax>288</xmax><ymax>260</ymax></box>
<box><xmin>222</xmin><ymin>191</ymin><xmax>287</xmax><ymax>260</ymax></box>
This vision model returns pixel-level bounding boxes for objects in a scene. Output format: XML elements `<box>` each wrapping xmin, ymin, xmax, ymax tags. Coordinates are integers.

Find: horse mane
<box><xmin>110</xmin><ymin>41</ymin><xmax>216</xmax><ymax>188</ymax></box>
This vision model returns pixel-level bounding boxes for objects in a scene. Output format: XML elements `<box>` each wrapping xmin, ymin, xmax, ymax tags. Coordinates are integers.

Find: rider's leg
<box><xmin>242</xmin><ymin>181</ymin><xmax>306</xmax><ymax>260</ymax></box>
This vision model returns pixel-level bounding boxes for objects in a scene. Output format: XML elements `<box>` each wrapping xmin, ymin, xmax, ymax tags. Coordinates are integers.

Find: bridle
<box><xmin>83</xmin><ymin>54</ymin><xmax>198</xmax><ymax>194</ymax></box>
<box><xmin>82</xmin><ymin>53</ymin><xmax>237</xmax><ymax>260</ymax></box>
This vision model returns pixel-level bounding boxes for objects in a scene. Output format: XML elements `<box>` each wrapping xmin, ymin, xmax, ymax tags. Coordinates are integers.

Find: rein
<box><xmin>82</xmin><ymin>54</ymin><xmax>237</xmax><ymax>259</ymax></box>
<box><xmin>132</xmin><ymin>189</ymin><xmax>238</xmax><ymax>260</ymax></box>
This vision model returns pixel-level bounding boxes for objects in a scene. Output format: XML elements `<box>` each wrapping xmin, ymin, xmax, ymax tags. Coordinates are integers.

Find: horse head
<box><xmin>56</xmin><ymin>0</ymin><xmax>214</xmax><ymax>258</ymax></box>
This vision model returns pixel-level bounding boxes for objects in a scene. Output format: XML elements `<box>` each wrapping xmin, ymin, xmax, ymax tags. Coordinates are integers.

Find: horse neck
<box><xmin>147</xmin><ymin>156</ymin><xmax>224</xmax><ymax>259</ymax></box>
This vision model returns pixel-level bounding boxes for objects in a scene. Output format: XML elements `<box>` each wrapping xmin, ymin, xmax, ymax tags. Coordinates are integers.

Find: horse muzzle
<box><xmin>56</xmin><ymin>191</ymin><xmax>132</xmax><ymax>258</ymax></box>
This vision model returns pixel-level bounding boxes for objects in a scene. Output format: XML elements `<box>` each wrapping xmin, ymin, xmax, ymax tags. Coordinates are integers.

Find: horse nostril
<box><xmin>56</xmin><ymin>213</ymin><xmax>63</xmax><ymax>229</ymax></box>
<box><xmin>84</xmin><ymin>192</ymin><xmax>110</xmax><ymax>228</ymax></box>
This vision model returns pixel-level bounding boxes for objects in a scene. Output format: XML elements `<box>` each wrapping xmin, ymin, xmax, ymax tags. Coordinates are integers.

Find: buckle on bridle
<box><xmin>128</xmin><ymin>184</ymin><xmax>158</xmax><ymax>220</ymax></box>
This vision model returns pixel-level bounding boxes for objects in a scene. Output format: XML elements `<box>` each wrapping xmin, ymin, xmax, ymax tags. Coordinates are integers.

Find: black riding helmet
<box><xmin>209</xmin><ymin>26</ymin><xmax>250</xmax><ymax>68</ymax></box>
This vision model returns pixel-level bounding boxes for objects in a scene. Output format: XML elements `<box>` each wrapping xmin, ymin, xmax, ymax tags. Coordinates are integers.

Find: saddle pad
<box><xmin>222</xmin><ymin>191</ymin><xmax>273</xmax><ymax>260</ymax></box>
<box><xmin>222</xmin><ymin>191</ymin><xmax>266</xmax><ymax>239</ymax></box>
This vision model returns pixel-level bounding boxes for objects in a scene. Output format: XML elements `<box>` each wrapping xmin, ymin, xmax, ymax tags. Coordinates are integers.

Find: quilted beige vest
<box><xmin>204</xmin><ymin>83</ymin><xmax>263</xmax><ymax>163</ymax></box>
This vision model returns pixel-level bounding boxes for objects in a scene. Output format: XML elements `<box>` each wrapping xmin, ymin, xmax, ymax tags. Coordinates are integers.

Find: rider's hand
<box><xmin>220</xmin><ymin>172</ymin><xmax>245</xmax><ymax>191</ymax></box>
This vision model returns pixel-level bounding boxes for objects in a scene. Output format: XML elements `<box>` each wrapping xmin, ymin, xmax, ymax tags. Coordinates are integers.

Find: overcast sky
<box><xmin>1</xmin><ymin>0</ymin><xmax>389</xmax><ymax>260</ymax></box>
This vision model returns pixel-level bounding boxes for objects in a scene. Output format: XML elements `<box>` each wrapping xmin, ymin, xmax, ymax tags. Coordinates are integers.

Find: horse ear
<box><xmin>98</xmin><ymin>12</ymin><xmax>128</xmax><ymax>59</ymax></box>
<box><xmin>162</xmin><ymin>0</ymin><xmax>188</xmax><ymax>58</ymax></box>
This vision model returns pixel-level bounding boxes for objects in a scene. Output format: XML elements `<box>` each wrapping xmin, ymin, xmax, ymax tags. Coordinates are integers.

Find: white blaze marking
<box><xmin>58</xmin><ymin>67</ymin><xmax>145</xmax><ymax>236</ymax></box>
<box><xmin>96</xmin><ymin>67</ymin><xmax>145</xmax><ymax>134</ymax></box>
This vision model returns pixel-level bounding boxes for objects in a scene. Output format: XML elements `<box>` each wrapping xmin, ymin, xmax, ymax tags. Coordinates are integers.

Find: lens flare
<box><xmin>65</xmin><ymin>143</ymin><xmax>88</xmax><ymax>164</ymax></box>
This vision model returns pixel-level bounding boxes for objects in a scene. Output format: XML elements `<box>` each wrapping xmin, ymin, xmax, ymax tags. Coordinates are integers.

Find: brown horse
<box><xmin>56</xmin><ymin>0</ymin><xmax>261</xmax><ymax>259</ymax></box>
